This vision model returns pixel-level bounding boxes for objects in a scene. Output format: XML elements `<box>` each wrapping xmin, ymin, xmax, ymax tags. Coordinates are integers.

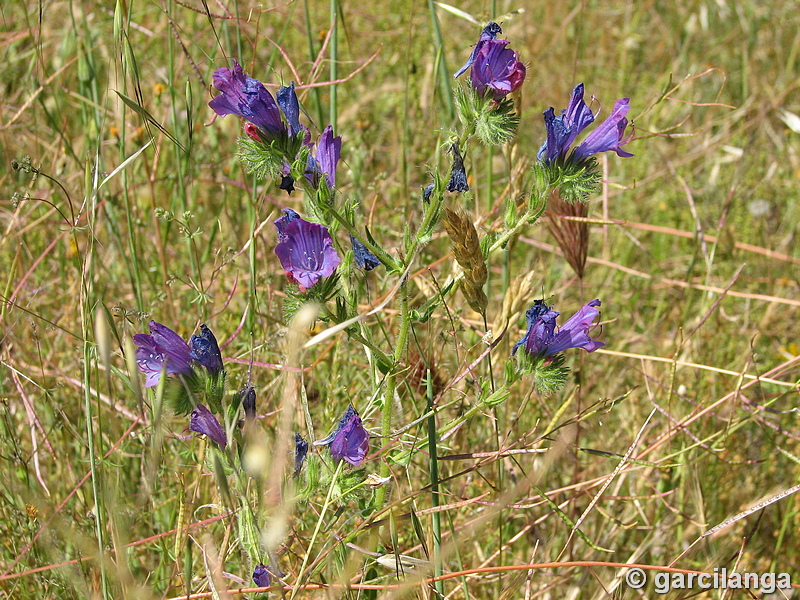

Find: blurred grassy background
<box><xmin>1</xmin><ymin>0</ymin><xmax>799</xmax><ymax>598</ymax></box>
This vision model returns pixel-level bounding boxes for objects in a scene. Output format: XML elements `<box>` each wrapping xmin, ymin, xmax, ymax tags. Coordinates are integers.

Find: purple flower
<box><xmin>305</xmin><ymin>125</ymin><xmax>342</xmax><ymax>189</ymax></box>
<box><xmin>134</xmin><ymin>321</ymin><xmax>193</xmax><ymax>387</ymax></box>
<box><xmin>350</xmin><ymin>234</ymin><xmax>380</xmax><ymax>271</ymax></box>
<box><xmin>189</xmin><ymin>324</ymin><xmax>223</xmax><ymax>374</ymax></box>
<box><xmin>470</xmin><ymin>39</ymin><xmax>526</xmax><ymax>98</ymax></box>
<box><xmin>538</xmin><ymin>84</ymin><xmax>634</xmax><ymax>164</ymax></box>
<box><xmin>253</xmin><ymin>564</ymin><xmax>271</xmax><ymax>588</ymax></box>
<box><xmin>189</xmin><ymin>403</ymin><xmax>227</xmax><ymax>448</ymax></box>
<box><xmin>208</xmin><ymin>60</ymin><xmax>285</xmax><ymax>138</ymax></box>
<box><xmin>454</xmin><ymin>22</ymin><xmax>503</xmax><ymax>79</ymax></box>
<box><xmin>273</xmin><ymin>215</ymin><xmax>341</xmax><ymax>290</ymax></box>
<box><xmin>512</xmin><ymin>299</ymin><xmax>604</xmax><ymax>357</ymax></box>
<box><xmin>446</xmin><ymin>142</ymin><xmax>469</xmax><ymax>192</ymax></box>
<box><xmin>294</xmin><ymin>432</ymin><xmax>309</xmax><ymax>477</ymax></box>
<box><xmin>573</xmin><ymin>98</ymin><xmax>635</xmax><ymax>161</ymax></box>
<box><xmin>315</xmin><ymin>404</ymin><xmax>369</xmax><ymax>466</ymax></box>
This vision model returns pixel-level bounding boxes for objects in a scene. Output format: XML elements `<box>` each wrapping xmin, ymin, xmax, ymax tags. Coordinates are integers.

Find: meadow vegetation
<box><xmin>1</xmin><ymin>0</ymin><xmax>799</xmax><ymax>598</ymax></box>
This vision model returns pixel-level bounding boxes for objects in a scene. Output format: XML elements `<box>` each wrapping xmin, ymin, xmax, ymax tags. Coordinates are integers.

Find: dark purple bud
<box><xmin>350</xmin><ymin>234</ymin><xmax>381</xmax><ymax>271</ymax></box>
<box><xmin>189</xmin><ymin>403</ymin><xmax>227</xmax><ymax>448</ymax></box>
<box><xmin>189</xmin><ymin>324</ymin><xmax>224</xmax><ymax>374</ymax></box>
<box><xmin>241</xmin><ymin>384</ymin><xmax>256</xmax><ymax>421</ymax></box>
<box><xmin>294</xmin><ymin>432</ymin><xmax>309</xmax><ymax>477</ymax></box>
<box><xmin>422</xmin><ymin>183</ymin><xmax>435</xmax><ymax>204</ymax></box>
<box><xmin>133</xmin><ymin>321</ymin><xmax>193</xmax><ymax>387</ymax></box>
<box><xmin>274</xmin><ymin>216</ymin><xmax>341</xmax><ymax>290</ymax></box>
<box><xmin>446</xmin><ymin>142</ymin><xmax>469</xmax><ymax>192</ymax></box>
<box><xmin>469</xmin><ymin>39</ymin><xmax>526</xmax><ymax>98</ymax></box>
<box><xmin>208</xmin><ymin>60</ymin><xmax>285</xmax><ymax>138</ymax></box>
<box><xmin>253</xmin><ymin>564</ymin><xmax>271</xmax><ymax>588</ymax></box>
<box><xmin>276</xmin><ymin>81</ymin><xmax>305</xmax><ymax>137</ymax></box>
<box><xmin>315</xmin><ymin>404</ymin><xmax>369</xmax><ymax>466</ymax></box>
<box><xmin>279</xmin><ymin>173</ymin><xmax>296</xmax><ymax>194</ymax></box>
<box><xmin>454</xmin><ymin>22</ymin><xmax>503</xmax><ymax>79</ymax></box>
<box><xmin>512</xmin><ymin>299</ymin><xmax>604</xmax><ymax>357</ymax></box>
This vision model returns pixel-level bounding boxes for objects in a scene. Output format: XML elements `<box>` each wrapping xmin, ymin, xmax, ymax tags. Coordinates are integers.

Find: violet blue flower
<box><xmin>134</xmin><ymin>321</ymin><xmax>193</xmax><ymax>387</ymax></box>
<box><xmin>189</xmin><ymin>403</ymin><xmax>227</xmax><ymax>448</ymax></box>
<box><xmin>315</xmin><ymin>404</ymin><xmax>370</xmax><ymax>466</ymax></box>
<box><xmin>305</xmin><ymin>125</ymin><xmax>342</xmax><ymax>189</ymax></box>
<box><xmin>470</xmin><ymin>39</ymin><xmax>526</xmax><ymax>98</ymax></box>
<box><xmin>454</xmin><ymin>22</ymin><xmax>503</xmax><ymax>79</ymax></box>
<box><xmin>538</xmin><ymin>84</ymin><xmax>634</xmax><ymax>164</ymax></box>
<box><xmin>512</xmin><ymin>299</ymin><xmax>604</xmax><ymax>357</ymax></box>
<box><xmin>274</xmin><ymin>215</ymin><xmax>341</xmax><ymax>290</ymax></box>
<box><xmin>350</xmin><ymin>234</ymin><xmax>380</xmax><ymax>271</ymax></box>
<box><xmin>189</xmin><ymin>324</ymin><xmax>223</xmax><ymax>374</ymax></box>
<box><xmin>253</xmin><ymin>564</ymin><xmax>271</xmax><ymax>588</ymax></box>
<box><xmin>573</xmin><ymin>98</ymin><xmax>635</xmax><ymax>161</ymax></box>
<box><xmin>294</xmin><ymin>432</ymin><xmax>309</xmax><ymax>477</ymax></box>
<box><xmin>208</xmin><ymin>60</ymin><xmax>285</xmax><ymax>138</ymax></box>
<box><xmin>446</xmin><ymin>142</ymin><xmax>469</xmax><ymax>192</ymax></box>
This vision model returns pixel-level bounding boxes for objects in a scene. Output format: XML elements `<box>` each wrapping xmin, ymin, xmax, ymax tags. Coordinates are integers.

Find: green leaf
<box><xmin>114</xmin><ymin>91</ymin><xmax>187</xmax><ymax>153</ymax></box>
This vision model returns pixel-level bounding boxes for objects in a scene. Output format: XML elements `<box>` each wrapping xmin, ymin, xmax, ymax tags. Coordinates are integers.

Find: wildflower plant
<box><xmin>148</xmin><ymin>17</ymin><xmax>638</xmax><ymax>594</ymax></box>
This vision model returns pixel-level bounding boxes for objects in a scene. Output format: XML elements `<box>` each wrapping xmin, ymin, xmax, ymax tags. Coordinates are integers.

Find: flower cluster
<box><xmin>512</xmin><ymin>299</ymin><xmax>604</xmax><ymax>358</ymax></box>
<box><xmin>209</xmin><ymin>61</ymin><xmax>341</xmax><ymax>194</ymax></box>
<box><xmin>538</xmin><ymin>83</ymin><xmax>634</xmax><ymax>165</ymax></box>
<box><xmin>134</xmin><ymin>321</ymin><xmax>228</xmax><ymax>441</ymax></box>
<box><xmin>452</xmin><ymin>22</ymin><xmax>526</xmax><ymax>146</ymax></box>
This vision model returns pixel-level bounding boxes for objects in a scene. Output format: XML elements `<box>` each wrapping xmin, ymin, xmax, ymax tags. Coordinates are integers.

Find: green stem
<box><xmin>291</xmin><ymin>460</ymin><xmax>344</xmax><ymax>600</ymax></box>
<box><xmin>427</xmin><ymin>369</ymin><xmax>444</xmax><ymax>597</ymax></box>
<box><xmin>374</xmin><ymin>281</ymin><xmax>410</xmax><ymax>510</ymax></box>
<box><xmin>329</xmin><ymin>0</ymin><xmax>338</xmax><ymax>128</ymax></box>
<box><xmin>323</xmin><ymin>204</ymin><xmax>402</xmax><ymax>271</ymax></box>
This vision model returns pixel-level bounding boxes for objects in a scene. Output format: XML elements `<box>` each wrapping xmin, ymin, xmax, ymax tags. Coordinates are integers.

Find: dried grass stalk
<box><xmin>546</xmin><ymin>192</ymin><xmax>589</xmax><ymax>278</ymax></box>
<box><xmin>495</xmin><ymin>270</ymin><xmax>537</xmax><ymax>334</ymax></box>
<box><xmin>442</xmin><ymin>207</ymin><xmax>488</xmax><ymax>315</ymax></box>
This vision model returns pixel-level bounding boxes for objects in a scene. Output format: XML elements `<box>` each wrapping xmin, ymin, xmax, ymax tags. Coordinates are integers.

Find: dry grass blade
<box><xmin>545</xmin><ymin>192</ymin><xmax>589</xmax><ymax>279</ymax></box>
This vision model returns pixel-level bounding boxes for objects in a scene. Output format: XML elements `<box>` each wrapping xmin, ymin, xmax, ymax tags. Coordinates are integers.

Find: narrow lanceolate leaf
<box><xmin>114</xmin><ymin>90</ymin><xmax>188</xmax><ymax>153</ymax></box>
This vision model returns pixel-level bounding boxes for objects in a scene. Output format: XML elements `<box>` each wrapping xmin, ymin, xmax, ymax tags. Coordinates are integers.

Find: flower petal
<box><xmin>189</xmin><ymin>403</ymin><xmax>227</xmax><ymax>448</ymax></box>
<box><xmin>573</xmin><ymin>99</ymin><xmax>634</xmax><ymax>161</ymax></box>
